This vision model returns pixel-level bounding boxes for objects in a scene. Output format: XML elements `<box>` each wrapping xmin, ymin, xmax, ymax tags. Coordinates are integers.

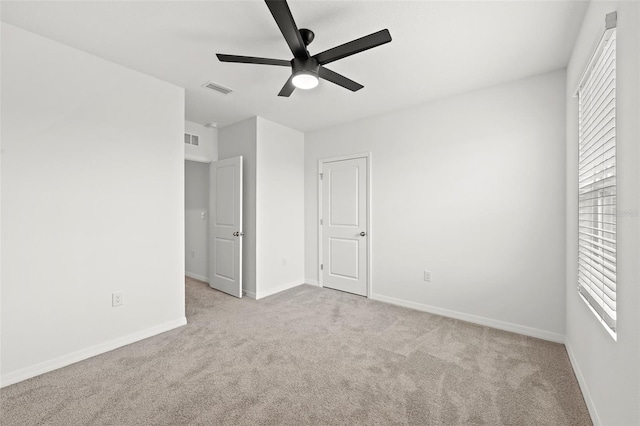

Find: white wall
<box><xmin>218</xmin><ymin>117</ymin><xmax>258</xmax><ymax>296</ymax></box>
<box><xmin>256</xmin><ymin>117</ymin><xmax>305</xmax><ymax>299</ymax></box>
<box><xmin>305</xmin><ymin>70</ymin><xmax>567</xmax><ymax>341</ymax></box>
<box><xmin>184</xmin><ymin>120</ymin><xmax>218</xmax><ymax>162</ymax></box>
<box><xmin>565</xmin><ymin>2</ymin><xmax>640</xmax><ymax>425</ymax></box>
<box><xmin>185</xmin><ymin>160</ymin><xmax>209</xmax><ymax>281</ymax></box>
<box><xmin>0</xmin><ymin>24</ymin><xmax>186</xmax><ymax>386</ymax></box>
<box><xmin>218</xmin><ymin>116</ymin><xmax>305</xmax><ymax>299</ymax></box>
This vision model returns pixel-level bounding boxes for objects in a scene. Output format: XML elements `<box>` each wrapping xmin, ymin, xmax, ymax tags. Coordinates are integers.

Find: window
<box><xmin>577</xmin><ymin>12</ymin><xmax>617</xmax><ymax>338</ymax></box>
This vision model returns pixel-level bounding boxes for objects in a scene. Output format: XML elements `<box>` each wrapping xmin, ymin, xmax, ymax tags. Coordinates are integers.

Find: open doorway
<box><xmin>185</xmin><ymin>160</ymin><xmax>210</xmax><ymax>282</ymax></box>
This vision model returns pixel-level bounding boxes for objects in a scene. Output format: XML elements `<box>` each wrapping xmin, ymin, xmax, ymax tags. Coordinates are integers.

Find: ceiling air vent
<box><xmin>202</xmin><ymin>81</ymin><xmax>233</xmax><ymax>95</ymax></box>
<box><xmin>184</xmin><ymin>133</ymin><xmax>199</xmax><ymax>146</ymax></box>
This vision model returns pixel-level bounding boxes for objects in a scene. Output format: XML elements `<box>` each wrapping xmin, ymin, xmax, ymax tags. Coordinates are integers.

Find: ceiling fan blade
<box><xmin>319</xmin><ymin>67</ymin><xmax>364</xmax><ymax>92</ymax></box>
<box><xmin>216</xmin><ymin>54</ymin><xmax>290</xmax><ymax>67</ymax></box>
<box><xmin>265</xmin><ymin>0</ymin><xmax>309</xmax><ymax>59</ymax></box>
<box><xmin>278</xmin><ymin>75</ymin><xmax>296</xmax><ymax>97</ymax></box>
<box><xmin>313</xmin><ymin>29</ymin><xmax>392</xmax><ymax>65</ymax></box>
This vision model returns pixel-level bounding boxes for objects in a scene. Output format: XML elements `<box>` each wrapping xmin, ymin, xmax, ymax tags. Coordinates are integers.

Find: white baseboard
<box><xmin>0</xmin><ymin>317</ymin><xmax>187</xmax><ymax>388</ymax></box>
<box><xmin>305</xmin><ymin>279</ymin><xmax>319</xmax><ymax>286</ymax></box>
<box><xmin>243</xmin><ymin>289</ymin><xmax>257</xmax><ymax>299</ymax></box>
<box><xmin>370</xmin><ymin>293</ymin><xmax>564</xmax><ymax>343</ymax></box>
<box><xmin>256</xmin><ymin>281</ymin><xmax>305</xmax><ymax>299</ymax></box>
<box><xmin>564</xmin><ymin>339</ymin><xmax>599</xmax><ymax>426</ymax></box>
<box><xmin>185</xmin><ymin>271</ymin><xmax>208</xmax><ymax>282</ymax></box>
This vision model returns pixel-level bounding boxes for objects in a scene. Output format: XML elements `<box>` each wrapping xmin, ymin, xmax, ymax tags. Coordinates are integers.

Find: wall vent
<box><xmin>202</xmin><ymin>81</ymin><xmax>233</xmax><ymax>95</ymax></box>
<box><xmin>184</xmin><ymin>133</ymin><xmax>199</xmax><ymax>146</ymax></box>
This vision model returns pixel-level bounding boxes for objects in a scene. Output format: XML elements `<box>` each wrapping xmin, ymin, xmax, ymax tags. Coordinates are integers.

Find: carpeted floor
<box><xmin>1</xmin><ymin>277</ymin><xmax>591</xmax><ymax>425</ymax></box>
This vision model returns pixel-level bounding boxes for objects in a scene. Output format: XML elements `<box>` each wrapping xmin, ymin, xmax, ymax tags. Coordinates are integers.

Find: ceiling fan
<box><xmin>216</xmin><ymin>0</ymin><xmax>392</xmax><ymax>97</ymax></box>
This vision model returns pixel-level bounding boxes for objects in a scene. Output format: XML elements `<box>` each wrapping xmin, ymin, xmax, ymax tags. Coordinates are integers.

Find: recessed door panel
<box><xmin>330</xmin><ymin>167</ymin><xmax>359</xmax><ymax>227</ymax></box>
<box><xmin>329</xmin><ymin>238</ymin><xmax>359</xmax><ymax>280</ymax></box>
<box><xmin>215</xmin><ymin>165</ymin><xmax>235</xmax><ymax>226</ymax></box>
<box><xmin>214</xmin><ymin>238</ymin><xmax>234</xmax><ymax>280</ymax></box>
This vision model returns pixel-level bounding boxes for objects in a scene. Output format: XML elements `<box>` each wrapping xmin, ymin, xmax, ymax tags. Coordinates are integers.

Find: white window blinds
<box><xmin>577</xmin><ymin>14</ymin><xmax>617</xmax><ymax>337</ymax></box>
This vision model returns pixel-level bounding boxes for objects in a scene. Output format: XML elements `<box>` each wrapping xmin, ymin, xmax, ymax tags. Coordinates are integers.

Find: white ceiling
<box><xmin>1</xmin><ymin>1</ymin><xmax>588</xmax><ymax>132</ymax></box>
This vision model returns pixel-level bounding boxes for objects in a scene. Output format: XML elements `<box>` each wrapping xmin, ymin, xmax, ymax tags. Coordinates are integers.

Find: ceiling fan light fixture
<box><xmin>292</xmin><ymin>71</ymin><xmax>319</xmax><ymax>90</ymax></box>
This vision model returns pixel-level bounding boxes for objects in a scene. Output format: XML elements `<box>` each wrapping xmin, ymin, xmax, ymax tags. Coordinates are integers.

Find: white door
<box><xmin>320</xmin><ymin>156</ymin><xmax>368</xmax><ymax>296</ymax></box>
<box><xmin>209</xmin><ymin>156</ymin><xmax>243</xmax><ymax>298</ymax></box>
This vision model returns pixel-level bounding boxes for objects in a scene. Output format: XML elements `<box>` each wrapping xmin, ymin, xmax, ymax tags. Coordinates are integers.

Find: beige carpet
<box><xmin>1</xmin><ymin>277</ymin><xmax>591</xmax><ymax>425</ymax></box>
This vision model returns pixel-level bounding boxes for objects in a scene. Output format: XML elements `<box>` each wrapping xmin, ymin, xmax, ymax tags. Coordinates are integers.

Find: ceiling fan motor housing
<box><xmin>291</xmin><ymin>57</ymin><xmax>319</xmax><ymax>76</ymax></box>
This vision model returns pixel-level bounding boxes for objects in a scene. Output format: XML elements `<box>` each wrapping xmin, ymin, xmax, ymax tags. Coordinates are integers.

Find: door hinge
<box><xmin>320</xmin><ymin>264</ymin><xmax>324</xmax><ymax>270</ymax></box>
<box><xmin>319</xmin><ymin>173</ymin><xmax>323</xmax><ymax>180</ymax></box>
<box><xmin>320</xmin><ymin>218</ymin><xmax>323</xmax><ymax>225</ymax></box>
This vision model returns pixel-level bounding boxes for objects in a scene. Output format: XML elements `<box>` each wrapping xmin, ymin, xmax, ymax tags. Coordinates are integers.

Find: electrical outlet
<box><xmin>424</xmin><ymin>271</ymin><xmax>432</xmax><ymax>282</ymax></box>
<box><xmin>112</xmin><ymin>292</ymin><xmax>123</xmax><ymax>307</ymax></box>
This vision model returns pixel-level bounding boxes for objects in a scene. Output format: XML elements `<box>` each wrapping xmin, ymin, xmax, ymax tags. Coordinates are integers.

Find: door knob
<box><xmin>239</xmin><ymin>232</ymin><xmax>245</xmax><ymax>236</ymax></box>
<box><xmin>233</xmin><ymin>231</ymin><xmax>239</xmax><ymax>236</ymax></box>
<box><xmin>360</xmin><ymin>231</ymin><xmax>366</xmax><ymax>236</ymax></box>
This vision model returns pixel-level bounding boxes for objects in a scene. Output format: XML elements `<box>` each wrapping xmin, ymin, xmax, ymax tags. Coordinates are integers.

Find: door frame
<box><xmin>318</xmin><ymin>152</ymin><xmax>372</xmax><ymax>298</ymax></box>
